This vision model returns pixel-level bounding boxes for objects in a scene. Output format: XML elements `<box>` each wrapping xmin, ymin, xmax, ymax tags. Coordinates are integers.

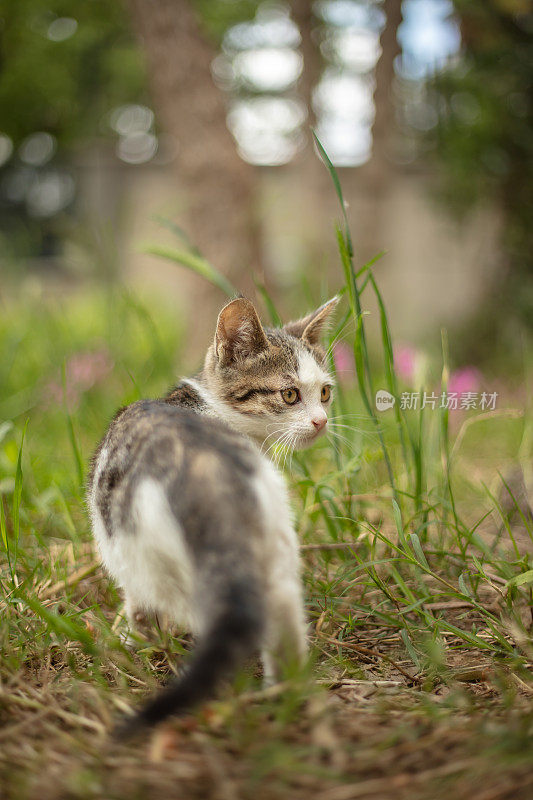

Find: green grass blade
<box><xmin>0</xmin><ymin>499</ymin><xmax>12</xmax><ymax>582</ymax></box>
<box><xmin>12</xmin><ymin>419</ymin><xmax>28</xmax><ymax>573</ymax></box>
<box><xmin>254</xmin><ymin>280</ymin><xmax>283</xmax><ymax>326</ymax></box>
<box><xmin>142</xmin><ymin>243</ymin><xmax>237</xmax><ymax>298</ymax></box>
<box><xmin>22</xmin><ymin>593</ymin><xmax>98</xmax><ymax>656</ymax></box>
<box><xmin>367</xmin><ymin>269</ymin><xmax>411</xmax><ymax>481</ymax></box>
<box><xmin>409</xmin><ymin>532</ymin><xmax>430</xmax><ymax>570</ymax></box>
<box><xmin>153</xmin><ymin>214</ymin><xmax>198</xmax><ymax>251</ymax></box>
<box><xmin>507</xmin><ymin>569</ymin><xmax>533</xmax><ymax>588</ymax></box>
<box><xmin>62</xmin><ymin>364</ymin><xmax>84</xmax><ymax>490</ymax></box>
<box><xmin>313</xmin><ymin>131</ymin><xmax>353</xmax><ymax>258</ymax></box>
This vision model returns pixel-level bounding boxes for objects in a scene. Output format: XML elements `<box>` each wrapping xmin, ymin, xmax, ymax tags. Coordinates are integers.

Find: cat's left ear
<box><xmin>284</xmin><ymin>296</ymin><xmax>339</xmax><ymax>345</ymax></box>
<box><xmin>215</xmin><ymin>297</ymin><xmax>269</xmax><ymax>365</ymax></box>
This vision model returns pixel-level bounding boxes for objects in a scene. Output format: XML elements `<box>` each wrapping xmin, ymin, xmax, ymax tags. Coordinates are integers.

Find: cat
<box><xmin>87</xmin><ymin>295</ymin><xmax>338</xmax><ymax>736</ymax></box>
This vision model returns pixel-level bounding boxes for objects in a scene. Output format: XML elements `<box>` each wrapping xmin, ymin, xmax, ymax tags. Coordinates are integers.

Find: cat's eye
<box><xmin>281</xmin><ymin>388</ymin><xmax>299</xmax><ymax>405</ymax></box>
<box><xmin>321</xmin><ymin>385</ymin><xmax>331</xmax><ymax>402</ymax></box>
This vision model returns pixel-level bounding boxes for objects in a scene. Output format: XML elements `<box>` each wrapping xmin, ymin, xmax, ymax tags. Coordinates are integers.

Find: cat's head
<box><xmin>203</xmin><ymin>296</ymin><xmax>339</xmax><ymax>451</ymax></box>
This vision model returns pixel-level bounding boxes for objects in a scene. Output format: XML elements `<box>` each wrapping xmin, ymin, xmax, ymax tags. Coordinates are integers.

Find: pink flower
<box><xmin>333</xmin><ymin>342</ymin><xmax>354</xmax><ymax>379</ymax></box>
<box><xmin>67</xmin><ymin>351</ymin><xmax>113</xmax><ymax>390</ymax></box>
<box><xmin>394</xmin><ymin>345</ymin><xmax>418</xmax><ymax>382</ymax></box>
<box><xmin>44</xmin><ymin>349</ymin><xmax>114</xmax><ymax>410</ymax></box>
<box><xmin>448</xmin><ymin>367</ymin><xmax>482</xmax><ymax>396</ymax></box>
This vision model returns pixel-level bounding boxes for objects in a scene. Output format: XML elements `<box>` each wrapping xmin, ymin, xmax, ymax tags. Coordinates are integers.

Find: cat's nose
<box><xmin>312</xmin><ymin>416</ymin><xmax>327</xmax><ymax>431</ymax></box>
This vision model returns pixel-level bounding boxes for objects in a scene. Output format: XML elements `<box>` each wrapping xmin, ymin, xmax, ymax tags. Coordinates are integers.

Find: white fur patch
<box><xmin>92</xmin><ymin>475</ymin><xmax>198</xmax><ymax>630</ymax></box>
<box><xmin>88</xmin><ymin>446</ymin><xmax>109</xmax><ymax>552</ymax></box>
<box><xmin>297</xmin><ymin>349</ymin><xmax>330</xmax><ymax>391</ymax></box>
<box><xmin>185</xmin><ymin>377</ymin><xmax>270</xmax><ymax>444</ymax></box>
<box><xmin>251</xmin><ymin>455</ymin><xmax>307</xmax><ymax>679</ymax></box>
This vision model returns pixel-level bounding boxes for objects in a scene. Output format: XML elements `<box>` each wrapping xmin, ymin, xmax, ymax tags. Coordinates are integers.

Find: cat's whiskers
<box><xmin>267</xmin><ymin>428</ymin><xmax>295</xmax><ymax>464</ymax></box>
<box><xmin>328</xmin><ymin>429</ymin><xmax>353</xmax><ymax>447</ymax></box>
<box><xmin>261</xmin><ymin>420</ymin><xmax>301</xmax><ymax>454</ymax></box>
<box><xmin>327</xmin><ymin>428</ymin><xmax>359</xmax><ymax>455</ymax></box>
<box><xmin>263</xmin><ymin>427</ymin><xmax>292</xmax><ymax>459</ymax></box>
<box><xmin>260</xmin><ymin>425</ymin><xmax>291</xmax><ymax>455</ymax></box>
<box><xmin>328</xmin><ymin>414</ymin><xmax>370</xmax><ymax>422</ymax></box>
<box><xmin>281</xmin><ymin>430</ymin><xmax>298</xmax><ymax>471</ymax></box>
<box><xmin>327</xmin><ymin>435</ymin><xmax>352</xmax><ymax>461</ymax></box>
<box><xmin>281</xmin><ymin>423</ymin><xmax>309</xmax><ymax>471</ymax></box>
<box><xmin>328</xmin><ymin>421</ymin><xmax>360</xmax><ymax>432</ymax></box>
<box><xmin>287</xmin><ymin>430</ymin><xmax>301</xmax><ymax>472</ymax></box>
<box><xmin>328</xmin><ymin>421</ymin><xmax>378</xmax><ymax>441</ymax></box>
<box><xmin>271</xmin><ymin>434</ymin><xmax>289</xmax><ymax>464</ymax></box>
<box><xmin>275</xmin><ymin>441</ymin><xmax>291</xmax><ymax>468</ymax></box>
<box><xmin>327</xmin><ymin>432</ymin><xmax>343</xmax><ymax>461</ymax></box>
<box><xmin>261</xmin><ymin>415</ymin><xmax>373</xmax><ymax>466</ymax></box>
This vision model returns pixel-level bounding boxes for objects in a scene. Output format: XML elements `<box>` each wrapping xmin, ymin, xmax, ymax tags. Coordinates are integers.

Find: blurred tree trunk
<box><xmin>355</xmin><ymin>0</ymin><xmax>403</xmax><ymax>261</ymax></box>
<box><xmin>292</xmin><ymin>0</ymin><xmax>321</xmax><ymax>132</ymax></box>
<box><xmin>370</xmin><ymin>0</ymin><xmax>403</xmax><ymax>184</ymax></box>
<box><xmin>128</xmin><ymin>0</ymin><xmax>260</xmax><ymax>297</ymax></box>
<box><xmin>289</xmin><ymin>0</ymin><xmax>333</xmax><ymax>272</ymax></box>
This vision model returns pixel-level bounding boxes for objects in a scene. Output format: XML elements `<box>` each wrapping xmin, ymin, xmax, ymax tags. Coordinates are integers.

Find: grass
<box><xmin>1</xmin><ymin>155</ymin><xmax>532</xmax><ymax>799</ymax></box>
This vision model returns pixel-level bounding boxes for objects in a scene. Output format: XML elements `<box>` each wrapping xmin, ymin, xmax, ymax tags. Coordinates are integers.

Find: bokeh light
<box><xmin>117</xmin><ymin>132</ymin><xmax>158</xmax><ymax>165</ymax></box>
<box><xmin>398</xmin><ymin>0</ymin><xmax>460</xmax><ymax>79</ymax></box>
<box><xmin>47</xmin><ymin>17</ymin><xmax>78</xmax><ymax>42</ymax></box>
<box><xmin>109</xmin><ymin>104</ymin><xmax>158</xmax><ymax>165</ymax></box>
<box><xmin>19</xmin><ymin>133</ymin><xmax>56</xmax><ymax>167</ymax></box>
<box><xmin>233</xmin><ymin>48</ymin><xmax>303</xmax><ymax>92</ymax></box>
<box><xmin>26</xmin><ymin>171</ymin><xmax>75</xmax><ymax>217</ymax></box>
<box><xmin>110</xmin><ymin>105</ymin><xmax>155</xmax><ymax>136</ymax></box>
<box><xmin>228</xmin><ymin>97</ymin><xmax>306</xmax><ymax>165</ymax></box>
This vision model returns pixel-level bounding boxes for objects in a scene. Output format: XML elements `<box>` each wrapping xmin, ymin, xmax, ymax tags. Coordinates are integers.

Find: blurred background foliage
<box><xmin>0</xmin><ymin>0</ymin><xmax>145</xmax><ymax>145</ymax></box>
<box><xmin>428</xmin><ymin>0</ymin><xmax>533</xmax><ymax>353</ymax></box>
<box><xmin>0</xmin><ymin>0</ymin><xmax>531</xmax><ymax>366</ymax></box>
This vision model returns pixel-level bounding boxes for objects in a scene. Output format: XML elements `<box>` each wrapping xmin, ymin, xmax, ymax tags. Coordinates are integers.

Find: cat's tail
<box><xmin>114</xmin><ymin>578</ymin><xmax>264</xmax><ymax>739</ymax></box>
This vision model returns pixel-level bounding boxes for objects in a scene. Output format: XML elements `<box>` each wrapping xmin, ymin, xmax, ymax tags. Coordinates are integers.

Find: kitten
<box><xmin>87</xmin><ymin>296</ymin><xmax>338</xmax><ymax>736</ymax></box>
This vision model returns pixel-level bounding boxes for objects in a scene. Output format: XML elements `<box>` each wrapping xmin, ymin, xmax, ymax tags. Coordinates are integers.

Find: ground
<box><xmin>1</xmin><ymin>545</ymin><xmax>532</xmax><ymax>800</ymax></box>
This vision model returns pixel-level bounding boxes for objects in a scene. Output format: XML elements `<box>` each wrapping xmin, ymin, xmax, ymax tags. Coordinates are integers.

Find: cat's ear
<box><xmin>215</xmin><ymin>298</ymin><xmax>269</xmax><ymax>365</ymax></box>
<box><xmin>284</xmin><ymin>296</ymin><xmax>339</xmax><ymax>345</ymax></box>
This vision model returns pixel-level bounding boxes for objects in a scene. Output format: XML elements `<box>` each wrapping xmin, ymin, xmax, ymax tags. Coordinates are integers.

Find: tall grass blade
<box><xmin>314</xmin><ymin>134</ymin><xmax>399</xmax><ymax>502</ymax></box>
<box><xmin>62</xmin><ymin>364</ymin><xmax>84</xmax><ymax>490</ymax></box>
<box><xmin>12</xmin><ymin>419</ymin><xmax>28</xmax><ymax>574</ymax></box>
<box><xmin>153</xmin><ymin>215</ymin><xmax>197</xmax><ymax>251</ymax></box>
<box><xmin>312</xmin><ymin>132</ymin><xmax>353</xmax><ymax>258</ymax></box>
<box><xmin>22</xmin><ymin>593</ymin><xmax>98</xmax><ymax>656</ymax></box>
<box><xmin>142</xmin><ymin>243</ymin><xmax>237</xmax><ymax>298</ymax></box>
<box><xmin>367</xmin><ymin>270</ymin><xmax>410</xmax><ymax>481</ymax></box>
<box><xmin>254</xmin><ymin>280</ymin><xmax>283</xmax><ymax>326</ymax></box>
<box><xmin>0</xmin><ymin>499</ymin><xmax>12</xmax><ymax>582</ymax></box>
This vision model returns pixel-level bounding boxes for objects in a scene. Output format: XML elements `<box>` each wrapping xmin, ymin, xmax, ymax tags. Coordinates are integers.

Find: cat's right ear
<box><xmin>215</xmin><ymin>298</ymin><xmax>269</xmax><ymax>365</ymax></box>
<box><xmin>283</xmin><ymin>296</ymin><xmax>339</xmax><ymax>345</ymax></box>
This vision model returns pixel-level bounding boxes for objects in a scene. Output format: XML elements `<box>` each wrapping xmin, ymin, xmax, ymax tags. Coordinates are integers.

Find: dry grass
<box><xmin>1</xmin><ymin>528</ymin><xmax>532</xmax><ymax>800</ymax></box>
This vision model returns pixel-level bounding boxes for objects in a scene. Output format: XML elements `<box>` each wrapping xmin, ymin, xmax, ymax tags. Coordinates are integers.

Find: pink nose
<box><xmin>312</xmin><ymin>416</ymin><xmax>327</xmax><ymax>431</ymax></box>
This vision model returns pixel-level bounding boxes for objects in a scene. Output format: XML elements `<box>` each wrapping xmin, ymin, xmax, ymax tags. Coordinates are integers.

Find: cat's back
<box><xmin>89</xmin><ymin>398</ymin><xmax>260</xmax><ymax>497</ymax></box>
<box><xmin>92</xmin><ymin>398</ymin><xmax>257</xmax><ymax>476</ymax></box>
<box><xmin>87</xmin><ymin>398</ymin><xmax>276</xmax><ymax>545</ymax></box>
